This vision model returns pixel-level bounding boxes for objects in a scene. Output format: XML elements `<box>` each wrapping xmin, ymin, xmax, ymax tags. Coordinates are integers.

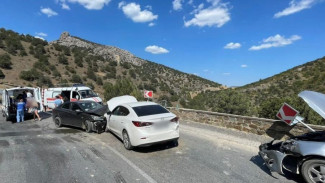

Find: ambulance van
<box><xmin>44</xmin><ymin>84</ymin><xmax>103</xmax><ymax>109</ymax></box>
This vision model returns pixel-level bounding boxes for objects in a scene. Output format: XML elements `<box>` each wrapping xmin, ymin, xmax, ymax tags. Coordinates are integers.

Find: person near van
<box><xmin>16</xmin><ymin>99</ymin><xmax>25</xmax><ymax>123</ymax></box>
<box><xmin>27</xmin><ymin>91</ymin><xmax>33</xmax><ymax>98</ymax></box>
<box><xmin>54</xmin><ymin>95</ymin><xmax>63</xmax><ymax>108</ymax></box>
<box><xmin>22</xmin><ymin>91</ymin><xmax>27</xmax><ymax>103</ymax></box>
<box><xmin>30</xmin><ymin>99</ymin><xmax>41</xmax><ymax>121</ymax></box>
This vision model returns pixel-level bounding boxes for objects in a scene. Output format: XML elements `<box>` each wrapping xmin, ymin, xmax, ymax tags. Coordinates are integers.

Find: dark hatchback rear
<box><xmin>52</xmin><ymin>101</ymin><xmax>107</xmax><ymax>133</ymax></box>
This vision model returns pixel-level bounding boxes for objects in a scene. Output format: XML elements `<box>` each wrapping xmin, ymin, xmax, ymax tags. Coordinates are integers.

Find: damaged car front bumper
<box><xmin>259</xmin><ymin>141</ymin><xmax>287</xmax><ymax>174</ymax></box>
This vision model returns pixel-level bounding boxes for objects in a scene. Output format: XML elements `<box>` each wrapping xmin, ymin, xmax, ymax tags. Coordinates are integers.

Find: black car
<box><xmin>52</xmin><ymin>101</ymin><xmax>107</xmax><ymax>133</ymax></box>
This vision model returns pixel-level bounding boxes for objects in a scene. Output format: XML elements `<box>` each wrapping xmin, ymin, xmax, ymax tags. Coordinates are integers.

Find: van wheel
<box><xmin>54</xmin><ymin>117</ymin><xmax>62</xmax><ymax>128</ymax></box>
<box><xmin>122</xmin><ymin>130</ymin><xmax>133</xmax><ymax>150</ymax></box>
<box><xmin>85</xmin><ymin>120</ymin><xmax>92</xmax><ymax>133</ymax></box>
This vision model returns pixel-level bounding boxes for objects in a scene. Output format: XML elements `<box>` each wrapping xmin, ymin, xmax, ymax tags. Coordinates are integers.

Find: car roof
<box><xmin>125</xmin><ymin>101</ymin><xmax>159</xmax><ymax>108</ymax></box>
<box><xmin>69</xmin><ymin>100</ymin><xmax>95</xmax><ymax>104</ymax></box>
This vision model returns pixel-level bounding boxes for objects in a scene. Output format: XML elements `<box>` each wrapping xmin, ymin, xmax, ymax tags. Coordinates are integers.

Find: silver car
<box><xmin>259</xmin><ymin>91</ymin><xmax>325</xmax><ymax>183</ymax></box>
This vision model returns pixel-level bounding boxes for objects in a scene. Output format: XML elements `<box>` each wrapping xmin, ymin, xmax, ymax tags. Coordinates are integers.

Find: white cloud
<box><xmin>190</xmin><ymin>3</ymin><xmax>204</xmax><ymax>14</ymax></box>
<box><xmin>223</xmin><ymin>72</ymin><xmax>231</xmax><ymax>75</ymax></box>
<box><xmin>61</xmin><ymin>3</ymin><xmax>70</xmax><ymax>10</ymax></box>
<box><xmin>224</xmin><ymin>42</ymin><xmax>241</xmax><ymax>49</ymax></box>
<box><xmin>249</xmin><ymin>34</ymin><xmax>301</xmax><ymax>51</ymax></box>
<box><xmin>203</xmin><ymin>69</ymin><xmax>209</xmax><ymax>72</ymax></box>
<box><xmin>34</xmin><ymin>36</ymin><xmax>45</xmax><ymax>40</ymax></box>
<box><xmin>173</xmin><ymin>0</ymin><xmax>183</xmax><ymax>11</ymax></box>
<box><xmin>241</xmin><ymin>64</ymin><xmax>247</xmax><ymax>68</ymax></box>
<box><xmin>145</xmin><ymin>45</ymin><xmax>169</xmax><ymax>54</ymax></box>
<box><xmin>119</xmin><ymin>2</ymin><xmax>158</xmax><ymax>23</ymax></box>
<box><xmin>188</xmin><ymin>0</ymin><xmax>194</xmax><ymax>5</ymax></box>
<box><xmin>274</xmin><ymin>0</ymin><xmax>316</xmax><ymax>18</ymax></box>
<box><xmin>36</xmin><ymin>32</ymin><xmax>48</xmax><ymax>37</ymax></box>
<box><xmin>148</xmin><ymin>22</ymin><xmax>155</xmax><ymax>27</ymax></box>
<box><xmin>40</xmin><ymin>8</ymin><xmax>58</xmax><ymax>17</ymax></box>
<box><xmin>59</xmin><ymin>0</ymin><xmax>110</xmax><ymax>10</ymax></box>
<box><xmin>184</xmin><ymin>0</ymin><xmax>231</xmax><ymax>28</ymax></box>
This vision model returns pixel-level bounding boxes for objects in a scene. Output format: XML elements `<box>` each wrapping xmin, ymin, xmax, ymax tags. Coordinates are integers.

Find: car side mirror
<box><xmin>107</xmin><ymin>111</ymin><xmax>112</xmax><ymax>115</ymax></box>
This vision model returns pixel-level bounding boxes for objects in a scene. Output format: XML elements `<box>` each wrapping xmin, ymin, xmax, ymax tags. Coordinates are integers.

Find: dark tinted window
<box><xmin>61</xmin><ymin>103</ymin><xmax>70</xmax><ymax>109</ymax></box>
<box><xmin>71</xmin><ymin>103</ymin><xmax>81</xmax><ymax>111</ymax></box>
<box><xmin>112</xmin><ymin>106</ymin><xmax>129</xmax><ymax>116</ymax></box>
<box><xmin>132</xmin><ymin>105</ymin><xmax>169</xmax><ymax>117</ymax></box>
<box><xmin>79</xmin><ymin>102</ymin><xmax>102</xmax><ymax>112</ymax></box>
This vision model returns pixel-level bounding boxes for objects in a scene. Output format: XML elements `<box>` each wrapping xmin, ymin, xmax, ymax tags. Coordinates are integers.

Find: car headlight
<box><xmin>91</xmin><ymin>115</ymin><xmax>104</xmax><ymax>121</ymax></box>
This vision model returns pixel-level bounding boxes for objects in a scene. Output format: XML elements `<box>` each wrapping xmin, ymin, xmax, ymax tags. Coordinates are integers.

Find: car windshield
<box><xmin>132</xmin><ymin>105</ymin><xmax>169</xmax><ymax>117</ymax></box>
<box><xmin>79</xmin><ymin>90</ymin><xmax>98</xmax><ymax>98</ymax></box>
<box><xmin>79</xmin><ymin>102</ymin><xmax>102</xmax><ymax>111</ymax></box>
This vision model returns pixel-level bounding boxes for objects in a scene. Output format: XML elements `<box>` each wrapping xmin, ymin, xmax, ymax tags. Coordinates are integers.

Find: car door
<box><xmin>59</xmin><ymin>102</ymin><xmax>71</xmax><ymax>125</ymax></box>
<box><xmin>114</xmin><ymin>106</ymin><xmax>130</xmax><ymax>137</ymax></box>
<box><xmin>69</xmin><ymin>103</ymin><xmax>83</xmax><ymax>128</ymax></box>
<box><xmin>109</xmin><ymin>106</ymin><xmax>121</xmax><ymax>135</ymax></box>
<box><xmin>33</xmin><ymin>88</ymin><xmax>43</xmax><ymax>112</ymax></box>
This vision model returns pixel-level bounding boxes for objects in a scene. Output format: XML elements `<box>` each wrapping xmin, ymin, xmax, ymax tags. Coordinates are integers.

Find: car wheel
<box><xmin>85</xmin><ymin>120</ymin><xmax>92</xmax><ymax>133</ymax></box>
<box><xmin>122</xmin><ymin>130</ymin><xmax>133</xmax><ymax>150</ymax></box>
<box><xmin>54</xmin><ymin>116</ymin><xmax>62</xmax><ymax>128</ymax></box>
<box><xmin>302</xmin><ymin>159</ymin><xmax>325</xmax><ymax>183</ymax></box>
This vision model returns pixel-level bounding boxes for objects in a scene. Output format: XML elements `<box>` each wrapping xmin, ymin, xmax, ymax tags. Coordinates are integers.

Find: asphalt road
<box><xmin>0</xmin><ymin>112</ymin><xmax>304</xmax><ymax>183</ymax></box>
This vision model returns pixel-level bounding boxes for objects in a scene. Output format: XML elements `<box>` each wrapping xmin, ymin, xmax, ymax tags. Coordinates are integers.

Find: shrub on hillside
<box><xmin>0</xmin><ymin>69</ymin><xmax>5</xmax><ymax>79</ymax></box>
<box><xmin>58</xmin><ymin>54</ymin><xmax>68</xmax><ymax>65</ymax></box>
<box><xmin>0</xmin><ymin>53</ymin><xmax>12</xmax><ymax>69</ymax></box>
<box><xmin>20</xmin><ymin>69</ymin><xmax>40</xmax><ymax>81</ymax></box>
<box><xmin>71</xmin><ymin>74</ymin><xmax>83</xmax><ymax>83</ymax></box>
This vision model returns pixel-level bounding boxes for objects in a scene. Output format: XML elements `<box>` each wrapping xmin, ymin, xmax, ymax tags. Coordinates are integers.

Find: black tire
<box><xmin>85</xmin><ymin>120</ymin><xmax>92</xmax><ymax>133</ymax></box>
<box><xmin>302</xmin><ymin>159</ymin><xmax>325</xmax><ymax>183</ymax></box>
<box><xmin>122</xmin><ymin>130</ymin><xmax>133</xmax><ymax>150</ymax></box>
<box><xmin>5</xmin><ymin>115</ymin><xmax>10</xmax><ymax>121</ymax></box>
<box><xmin>54</xmin><ymin>116</ymin><xmax>62</xmax><ymax>128</ymax></box>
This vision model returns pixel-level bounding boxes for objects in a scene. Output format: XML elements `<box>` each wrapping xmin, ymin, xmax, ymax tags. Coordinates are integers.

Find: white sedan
<box><xmin>105</xmin><ymin>96</ymin><xmax>179</xmax><ymax>150</ymax></box>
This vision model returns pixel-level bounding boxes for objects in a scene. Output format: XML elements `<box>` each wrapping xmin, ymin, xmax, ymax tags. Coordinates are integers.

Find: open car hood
<box><xmin>299</xmin><ymin>90</ymin><xmax>325</xmax><ymax>120</ymax></box>
<box><xmin>106</xmin><ymin>95</ymin><xmax>137</xmax><ymax>112</ymax></box>
<box><xmin>87</xmin><ymin>105</ymin><xmax>108</xmax><ymax>116</ymax></box>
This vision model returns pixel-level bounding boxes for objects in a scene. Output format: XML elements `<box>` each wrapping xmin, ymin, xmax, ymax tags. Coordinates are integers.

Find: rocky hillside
<box><xmin>0</xmin><ymin>28</ymin><xmax>221</xmax><ymax>104</ymax></box>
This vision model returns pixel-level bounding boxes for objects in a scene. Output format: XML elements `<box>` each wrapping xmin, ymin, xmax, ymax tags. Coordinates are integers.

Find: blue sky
<box><xmin>1</xmin><ymin>0</ymin><xmax>325</xmax><ymax>86</ymax></box>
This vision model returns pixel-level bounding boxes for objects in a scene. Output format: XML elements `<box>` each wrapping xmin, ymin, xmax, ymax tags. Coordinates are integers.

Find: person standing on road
<box><xmin>54</xmin><ymin>95</ymin><xmax>63</xmax><ymax>108</ymax></box>
<box><xmin>30</xmin><ymin>99</ymin><xmax>41</xmax><ymax>121</ymax></box>
<box><xmin>16</xmin><ymin>98</ymin><xmax>26</xmax><ymax>123</ymax></box>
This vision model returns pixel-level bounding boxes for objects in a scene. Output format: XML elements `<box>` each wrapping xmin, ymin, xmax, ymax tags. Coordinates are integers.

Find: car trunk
<box><xmin>137</xmin><ymin>113</ymin><xmax>177</xmax><ymax>133</ymax></box>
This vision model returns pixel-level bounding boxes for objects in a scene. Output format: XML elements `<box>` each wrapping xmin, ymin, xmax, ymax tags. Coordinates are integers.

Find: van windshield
<box><xmin>79</xmin><ymin>90</ymin><xmax>98</xmax><ymax>98</ymax></box>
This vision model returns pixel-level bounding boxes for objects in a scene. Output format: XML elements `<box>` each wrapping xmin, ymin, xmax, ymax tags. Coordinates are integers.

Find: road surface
<box><xmin>0</xmin><ymin>112</ymin><xmax>303</xmax><ymax>183</ymax></box>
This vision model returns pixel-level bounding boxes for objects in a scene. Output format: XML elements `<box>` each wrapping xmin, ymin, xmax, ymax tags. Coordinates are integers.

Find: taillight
<box><xmin>170</xmin><ymin>117</ymin><xmax>179</xmax><ymax>122</ymax></box>
<box><xmin>132</xmin><ymin>121</ymin><xmax>153</xmax><ymax>127</ymax></box>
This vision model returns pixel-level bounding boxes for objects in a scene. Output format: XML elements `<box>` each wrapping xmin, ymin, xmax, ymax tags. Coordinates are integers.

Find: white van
<box><xmin>44</xmin><ymin>84</ymin><xmax>103</xmax><ymax>109</ymax></box>
<box><xmin>1</xmin><ymin>87</ymin><xmax>43</xmax><ymax>121</ymax></box>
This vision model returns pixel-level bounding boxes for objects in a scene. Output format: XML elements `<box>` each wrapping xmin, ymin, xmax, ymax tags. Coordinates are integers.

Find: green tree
<box><xmin>103</xmin><ymin>79</ymin><xmax>141</xmax><ymax>101</ymax></box>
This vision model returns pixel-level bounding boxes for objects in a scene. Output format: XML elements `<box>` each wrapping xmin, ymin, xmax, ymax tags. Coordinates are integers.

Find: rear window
<box><xmin>132</xmin><ymin>105</ymin><xmax>169</xmax><ymax>117</ymax></box>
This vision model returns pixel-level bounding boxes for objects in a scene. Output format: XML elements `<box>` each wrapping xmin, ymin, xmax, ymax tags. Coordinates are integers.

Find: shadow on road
<box><xmin>106</xmin><ymin>130</ymin><xmax>178</xmax><ymax>153</ymax></box>
<box><xmin>265</xmin><ymin>121</ymin><xmax>295</xmax><ymax>140</ymax></box>
<box><xmin>250</xmin><ymin>155</ymin><xmax>304</xmax><ymax>183</ymax></box>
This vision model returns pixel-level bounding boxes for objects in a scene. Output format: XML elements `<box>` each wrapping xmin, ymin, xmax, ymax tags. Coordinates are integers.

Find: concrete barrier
<box><xmin>169</xmin><ymin>107</ymin><xmax>325</xmax><ymax>140</ymax></box>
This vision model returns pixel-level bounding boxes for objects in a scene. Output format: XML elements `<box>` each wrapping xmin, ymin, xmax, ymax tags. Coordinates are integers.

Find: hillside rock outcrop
<box><xmin>51</xmin><ymin>32</ymin><xmax>145</xmax><ymax>66</ymax></box>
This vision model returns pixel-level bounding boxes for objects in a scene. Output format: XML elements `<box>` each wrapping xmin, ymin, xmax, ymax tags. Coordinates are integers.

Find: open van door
<box><xmin>34</xmin><ymin>87</ymin><xmax>44</xmax><ymax>112</ymax></box>
<box><xmin>2</xmin><ymin>89</ymin><xmax>10</xmax><ymax>120</ymax></box>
